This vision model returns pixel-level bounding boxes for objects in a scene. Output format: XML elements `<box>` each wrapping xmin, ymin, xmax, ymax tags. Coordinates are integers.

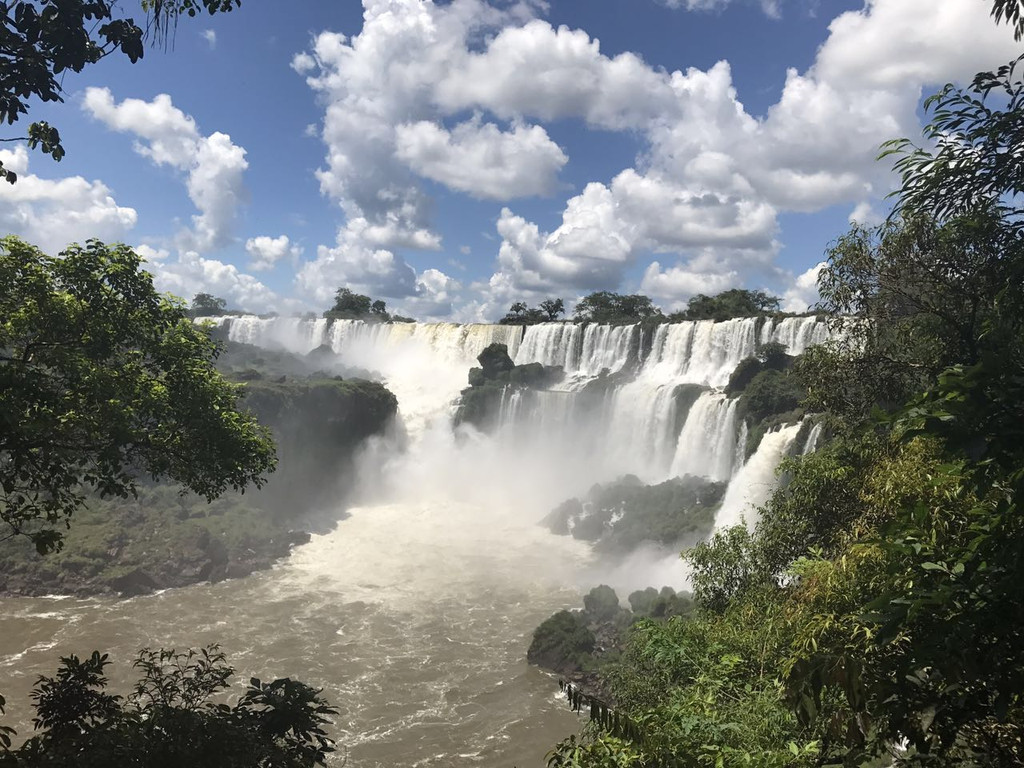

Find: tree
<box><xmin>572</xmin><ymin>291</ymin><xmax>660</xmax><ymax>324</ymax></box>
<box><xmin>1</xmin><ymin>1</ymin><xmax>243</xmax><ymax>183</ymax></box>
<box><xmin>325</xmin><ymin>287</ymin><xmax>372</xmax><ymax>319</ymax></box>
<box><xmin>0</xmin><ymin>236</ymin><xmax>276</xmax><ymax>553</ymax></box>
<box><xmin>539</xmin><ymin>298</ymin><xmax>565</xmax><ymax>321</ymax></box>
<box><xmin>542</xmin><ymin>8</ymin><xmax>1024</xmax><ymax>765</ymax></box>
<box><xmin>674</xmin><ymin>289</ymin><xmax>781</xmax><ymax>322</ymax></box>
<box><xmin>190</xmin><ymin>292</ymin><xmax>227</xmax><ymax>317</ymax></box>
<box><xmin>0</xmin><ymin>646</ymin><xmax>338</xmax><ymax>767</ymax></box>
<box><xmin>498</xmin><ymin>300</ymin><xmax>549</xmax><ymax>325</ymax></box>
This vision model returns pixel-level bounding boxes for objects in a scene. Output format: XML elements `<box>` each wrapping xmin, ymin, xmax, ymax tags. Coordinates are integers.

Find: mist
<box><xmin>213</xmin><ymin>314</ymin><xmax>827</xmax><ymax>594</ymax></box>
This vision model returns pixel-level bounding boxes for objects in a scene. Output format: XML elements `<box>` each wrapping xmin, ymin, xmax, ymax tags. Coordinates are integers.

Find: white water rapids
<box><xmin>0</xmin><ymin>315</ymin><xmax>828</xmax><ymax>766</ymax></box>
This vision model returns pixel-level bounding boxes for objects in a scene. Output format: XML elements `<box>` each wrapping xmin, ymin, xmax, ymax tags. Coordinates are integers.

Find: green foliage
<box><xmin>626</xmin><ymin>587</ymin><xmax>693</xmax><ymax>619</ymax></box>
<box><xmin>573</xmin><ymin>292</ymin><xmax>661</xmax><ymax>325</ymax></box>
<box><xmin>0</xmin><ymin>483</ymin><xmax>297</xmax><ymax>596</ymax></box>
<box><xmin>189</xmin><ymin>292</ymin><xmax>227</xmax><ymax>317</ymax></box>
<box><xmin>686</xmin><ymin>526</ymin><xmax>767</xmax><ymax>614</ymax></box>
<box><xmin>527</xmin><ymin>611</ymin><xmax>597</xmax><ymax>672</ymax></box>
<box><xmin>544</xmin><ymin>475</ymin><xmax>723</xmax><ymax>552</ymax></box>
<box><xmin>499</xmin><ymin>298</ymin><xmax>565</xmax><ymax>324</ymax></box>
<box><xmin>323</xmin><ymin>287</ymin><xmax>402</xmax><ymax>322</ymax></box>
<box><xmin>736</xmin><ymin>369</ymin><xmax>801</xmax><ymax>424</ymax></box>
<box><xmin>540</xmin><ymin>298</ymin><xmax>566</xmax><ymax>321</ymax></box>
<box><xmin>546</xmin><ymin>12</ymin><xmax>1024</xmax><ymax>767</ymax></box>
<box><xmin>583</xmin><ymin>585</ymin><xmax>621</xmax><ymax>623</ymax></box>
<box><xmin>670</xmin><ymin>289</ymin><xmax>782</xmax><ymax>322</ymax></box>
<box><xmin>456</xmin><ymin>344</ymin><xmax>563</xmax><ymax>430</ymax></box>
<box><xmin>0</xmin><ymin>646</ymin><xmax>337</xmax><ymax>767</ymax></box>
<box><xmin>326</xmin><ymin>287</ymin><xmax>372</xmax><ymax>319</ymax></box>
<box><xmin>0</xmin><ymin>237</ymin><xmax>276</xmax><ymax>554</ymax></box>
<box><xmin>549</xmin><ymin>601</ymin><xmax>817</xmax><ymax>768</ymax></box>
<box><xmin>0</xmin><ymin>0</ymin><xmax>241</xmax><ymax>183</ymax></box>
<box><xmin>883</xmin><ymin>54</ymin><xmax>1024</xmax><ymax>220</ymax></box>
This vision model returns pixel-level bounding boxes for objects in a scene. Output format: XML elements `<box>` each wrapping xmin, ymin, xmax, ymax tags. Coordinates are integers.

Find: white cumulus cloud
<box><xmin>83</xmin><ymin>88</ymin><xmax>248</xmax><ymax>251</ymax></box>
<box><xmin>782</xmin><ymin>260</ymin><xmax>826</xmax><ymax>312</ymax></box>
<box><xmin>246</xmin><ymin>235</ymin><xmax>303</xmax><ymax>272</ymax></box>
<box><xmin>292</xmin><ymin>0</ymin><xmax>1017</xmax><ymax>316</ymax></box>
<box><xmin>0</xmin><ymin>147</ymin><xmax>138</xmax><ymax>255</ymax></box>
<box><xmin>394</xmin><ymin>117</ymin><xmax>567</xmax><ymax>200</ymax></box>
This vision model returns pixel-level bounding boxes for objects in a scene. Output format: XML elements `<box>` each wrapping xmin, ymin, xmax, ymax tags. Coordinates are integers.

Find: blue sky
<box><xmin>1</xmin><ymin>0</ymin><xmax>1019</xmax><ymax>319</ymax></box>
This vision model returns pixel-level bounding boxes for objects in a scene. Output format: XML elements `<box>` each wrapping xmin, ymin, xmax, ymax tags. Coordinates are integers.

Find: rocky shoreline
<box><xmin>0</xmin><ymin>516</ymin><xmax>312</xmax><ymax>599</ymax></box>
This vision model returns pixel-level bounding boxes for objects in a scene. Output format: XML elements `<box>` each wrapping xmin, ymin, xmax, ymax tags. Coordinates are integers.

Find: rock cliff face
<box><xmin>455</xmin><ymin>342</ymin><xmax>564</xmax><ymax>431</ymax></box>
<box><xmin>241</xmin><ymin>376</ymin><xmax>398</xmax><ymax>513</ymax></box>
<box><xmin>0</xmin><ymin>349</ymin><xmax>398</xmax><ymax>598</ymax></box>
<box><xmin>544</xmin><ymin>474</ymin><xmax>724</xmax><ymax>553</ymax></box>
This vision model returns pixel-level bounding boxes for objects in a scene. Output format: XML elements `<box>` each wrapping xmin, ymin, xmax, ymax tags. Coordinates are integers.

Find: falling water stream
<box><xmin>0</xmin><ymin>316</ymin><xmax>828</xmax><ymax>766</ymax></box>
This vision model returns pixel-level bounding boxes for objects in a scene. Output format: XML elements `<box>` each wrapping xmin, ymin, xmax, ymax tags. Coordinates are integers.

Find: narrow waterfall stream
<box><xmin>0</xmin><ymin>316</ymin><xmax>827</xmax><ymax>766</ymax></box>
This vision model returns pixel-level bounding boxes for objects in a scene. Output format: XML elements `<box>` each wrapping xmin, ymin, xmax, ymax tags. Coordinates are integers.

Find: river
<box><xmin>0</xmin><ymin>496</ymin><xmax>593</xmax><ymax>766</ymax></box>
<box><xmin>0</xmin><ymin>316</ymin><xmax>827</xmax><ymax>764</ymax></box>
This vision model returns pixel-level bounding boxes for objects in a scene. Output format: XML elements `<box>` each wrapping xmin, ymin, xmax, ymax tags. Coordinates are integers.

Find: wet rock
<box><xmin>108</xmin><ymin>568</ymin><xmax>160</xmax><ymax>597</ymax></box>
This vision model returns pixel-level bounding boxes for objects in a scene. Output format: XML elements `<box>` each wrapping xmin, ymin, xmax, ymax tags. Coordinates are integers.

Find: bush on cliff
<box><xmin>545</xmin><ymin>476</ymin><xmax>724</xmax><ymax>551</ymax></box>
<box><xmin>583</xmin><ymin>585</ymin><xmax>621</xmax><ymax>623</ymax></box>
<box><xmin>527</xmin><ymin>611</ymin><xmax>596</xmax><ymax>672</ymax></box>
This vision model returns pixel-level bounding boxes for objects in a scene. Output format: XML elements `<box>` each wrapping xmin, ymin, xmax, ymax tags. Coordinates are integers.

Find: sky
<box><xmin>1</xmin><ymin>0</ymin><xmax>1020</xmax><ymax>321</ymax></box>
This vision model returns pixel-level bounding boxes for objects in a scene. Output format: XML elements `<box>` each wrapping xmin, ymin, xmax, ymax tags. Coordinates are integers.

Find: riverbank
<box><xmin>0</xmin><ymin>489</ymin><xmax>311</xmax><ymax>597</ymax></box>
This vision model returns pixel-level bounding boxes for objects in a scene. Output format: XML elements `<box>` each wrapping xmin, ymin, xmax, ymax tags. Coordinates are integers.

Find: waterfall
<box><xmin>201</xmin><ymin>313</ymin><xmax>830</xmax><ymax>517</ymax></box>
<box><xmin>760</xmin><ymin>316</ymin><xmax>829</xmax><ymax>354</ymax></box>
<box><xmin>515</xmin><ymin>323</ymin><xmax>636</xmax><ymax>376</ymax></box>
<box><xmin>209</xmin><ymin>315</ymin><xmax>522</xmax><ymax>364</ymax></box>
<box><xmin>603</xmin><ymin>382</ymin><xmax>681</xmax><ymax>479</ymax></box>
<box><xmin>732</xmin><ymin>420</ymin><xmax>748</xmax><ymax>477</ymax></box>
<box><xmin>514</xmin><ymin>324</ymin><xmax>582</xmax><ymax>370</ymax></box>
<box><xmin>712</xmin><ymin>423</ymin><xmax>803</xmax><ymax>532</ymax></box>
<box><xmin>801</xmin><ymin>422</ymin><xmax>824</xmax><ymax>455</ymax></box>
<box><xmin>669</xmin><ymin>392</ymin><xmax>739</xmax><ymax>482</ymax></box>
<box><xmin>218</xmin><ymin>315</ymin><xmax>329</xmax><ymax>351</ymax></box>
<box><xmin>640</xmin><ymin>318</ymin><xmax>760</xmax><ymax>387</ymax></box>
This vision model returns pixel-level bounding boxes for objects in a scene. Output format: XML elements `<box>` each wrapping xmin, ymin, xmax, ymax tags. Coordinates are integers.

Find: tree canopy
<box><xmin>0</xmin><ymin>0</ymin><xmax>243</xmax><ymax>183</ymax></box>
<box><xmin>0</xmin><ymin>236</ymin><xmax>276</xmax><ymax>553</ymax></box>
<box><xmin>671</xmin><ymin>288</ymin><xmax>782</xmax><ymax>322</ymax></box>
<box><xmin>572</xmin><ymin>292</ymin><xmax>661</xmax><ymax>324</ymax></box>
<box><xmin>498</xmin><ymin>298</ymin><xmax>565</xmax><ymax>324</ymax></box>
<box><xmin>0</xmin><ymin>646</ymin><xmax>337</xmax><ymax>767</ymax></box>
<box><xmin>323</xmin><ymin>287</ymin><xmax>397</xmax><ymax>322</ymax></box>
<box><xmin>189</xmin><ymin>292</ymin><xmax>227</xmax><ymax>317</ymax></box>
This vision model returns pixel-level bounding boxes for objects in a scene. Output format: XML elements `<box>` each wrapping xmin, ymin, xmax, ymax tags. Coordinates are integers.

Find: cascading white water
<box><xmin>669</xmin><ymin>393</ymin><xmax>739</xmax><ymax>482</ymax></box>
<box><xmin>603</xmin><ymin>382</ymin><xmax>681</xmax><ymax>479</ymax></box>
<box><xmin>202</xmin><ymin>314</ymin><xmax>830</xmax><ymax>491</ymax></box>
<box><xmin>760</xmin><ymin>315</ymin><xmax>829</xmax><ymax>352</ymax></box>
<box><xmin>801</xmin><ymin>422</ymin><xmax>824</xmax><ymax>455</ymax></box>
<box><xmin>1</xmin><ymin>314</ymin><xmax>836</xmax><ymax>765</ymax></box>
<box><xmin>514</xmin><ymin>323</ymin><xmax>636</xmax><ymax>376</ymax></box>
<box><xmin>712</xmin><ymin>423</ymin><xmax>804</xmax><ymax>532</ymax></box>
<box><xmin>218</xmin><ymin>315</ymin><xmax>331</xmax><ymax>351</ymax></box>
<box><xmin>503</xmin><ymin>316</ymin><xmax>830</xmax><ymax>485</ymax></box>
<box><xmin>642</xmin><ymin>318</ymin><xmax>760</xmax><ymax>388</ymax></box>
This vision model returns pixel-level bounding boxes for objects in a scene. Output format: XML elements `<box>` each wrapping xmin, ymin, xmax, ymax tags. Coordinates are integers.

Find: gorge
<box><xmin>0</xmin><ymin>313</ymin><xmax>828</xmax><ymax>766</ymax></box>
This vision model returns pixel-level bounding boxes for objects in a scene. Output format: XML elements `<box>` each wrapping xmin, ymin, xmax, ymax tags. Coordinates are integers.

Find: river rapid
<box><xmin>0</xmin><ymin>495</ymin><xmax>593</xmax><ymax>766</ymax></box>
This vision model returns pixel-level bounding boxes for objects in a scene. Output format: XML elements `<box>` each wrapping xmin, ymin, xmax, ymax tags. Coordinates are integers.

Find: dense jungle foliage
<box><xmin>544</xmin><ymin>26</ymin><xmax>1024</xmax><ymax>768</ymax></box>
